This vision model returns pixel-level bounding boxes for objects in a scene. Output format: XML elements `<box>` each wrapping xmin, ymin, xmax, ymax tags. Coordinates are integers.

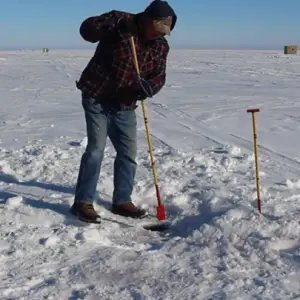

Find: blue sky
<box><xmin>1</xmin><ymin>0</ymin><xmax>300</xmax><ymax>50</ymax></box>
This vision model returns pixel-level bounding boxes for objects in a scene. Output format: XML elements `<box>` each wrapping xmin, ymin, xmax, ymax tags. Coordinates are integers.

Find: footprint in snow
<box><xmin>39</xmin><ymin>236</ymin><xmax>60</xmax><ymax>247</ymax></box>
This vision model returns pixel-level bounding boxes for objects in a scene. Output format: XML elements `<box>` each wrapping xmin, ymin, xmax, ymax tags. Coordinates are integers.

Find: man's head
<box><xmin>139</xmin><ymin>0</ymin><xmax>177</xmax><ymax>40</ymax></box>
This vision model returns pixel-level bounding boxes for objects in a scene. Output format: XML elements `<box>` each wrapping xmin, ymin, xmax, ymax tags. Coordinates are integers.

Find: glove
<box><xmin>115</xmin><ymin>78</ymin><xmax>153</xmax><ymax>102</ymax></box>
<box><xmin>138</xmin><ymin>78</ymin><xmax>153</xmax><ymax>98</ymax></box>
<box><xmin>117</xmin><ymin>17</ymin><xmax>137</xmax><ymax>35</ymax></box>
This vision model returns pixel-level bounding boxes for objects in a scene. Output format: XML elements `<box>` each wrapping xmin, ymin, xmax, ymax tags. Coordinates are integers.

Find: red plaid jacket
<box><xmin>76</xmin><ymin>10</ymin><xmax>169</xmax><ymax>109</ymax></box>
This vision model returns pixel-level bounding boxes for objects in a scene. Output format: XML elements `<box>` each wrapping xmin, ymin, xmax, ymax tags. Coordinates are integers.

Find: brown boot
<box><xmin>111</xmin><ymin>202</ymin><xmax>148</xmax><ymax>219</ymax></box>
<box><xmin>70</xmin><ymin>202</ymin><xmax>101</xmax><ymax>224</ymax></box>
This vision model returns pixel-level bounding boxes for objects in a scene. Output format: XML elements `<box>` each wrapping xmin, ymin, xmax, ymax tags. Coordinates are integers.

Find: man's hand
<box><xmin>116</xmin><ymin>78</ymin><xmax>153</xmax><ymax>103</ymax></box>
<box><xmin>139</xmin><ymin>78</ymin><xmax>153</xmax><ymax>98</ymax></box>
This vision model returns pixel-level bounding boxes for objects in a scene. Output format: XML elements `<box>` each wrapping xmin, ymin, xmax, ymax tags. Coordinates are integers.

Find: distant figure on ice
<box><xmin>71</xmin><ymin>0</ymin><xmax>177</xmax><ymax>223</ymax></box>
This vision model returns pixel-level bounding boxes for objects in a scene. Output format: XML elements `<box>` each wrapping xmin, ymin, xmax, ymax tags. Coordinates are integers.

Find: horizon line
<box><xmin>0</xmin><ymin>45</ymin><xmax>289</xmax><ymax>51</ymax></box>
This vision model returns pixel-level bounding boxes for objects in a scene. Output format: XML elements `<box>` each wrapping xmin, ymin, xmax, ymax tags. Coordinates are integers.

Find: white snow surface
<box><xmin>1</xmin><ymin>49</ymin><xmax>300</xmax><ymax>299</ymax></box>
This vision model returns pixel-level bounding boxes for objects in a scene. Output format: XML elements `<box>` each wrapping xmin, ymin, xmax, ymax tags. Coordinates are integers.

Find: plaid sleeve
<box><xmin>79</xmin><ymin>10</ymin><xmax>118</xmax><ymax>43</ymax></box>
<box><xmin>111</xmin><ymin>30</ymin><xmax>170</xmax><ymax>96</ymax></box>
<box><xmin>144</xmin><ymin>41</ymin><xmax>169</xmax><ymax>96</ymax></box>
<box><xmin>110</xmin><ymin>19</ymin><xmax>137</xmax><ymax>88</ymax></box>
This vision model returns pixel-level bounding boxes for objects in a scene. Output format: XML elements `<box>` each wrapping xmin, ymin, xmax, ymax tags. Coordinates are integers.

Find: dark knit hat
<box><xmin>143</xmin><ymin>0</ymin><xmax>177</xmax><ymax>32</ymax></box>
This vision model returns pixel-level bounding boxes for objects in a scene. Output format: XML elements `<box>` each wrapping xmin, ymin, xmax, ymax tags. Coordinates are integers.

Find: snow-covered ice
<box><xmin>1</xmin><ymin>49</ymin><xmax>300</xmax><ymax>299</ymax></box>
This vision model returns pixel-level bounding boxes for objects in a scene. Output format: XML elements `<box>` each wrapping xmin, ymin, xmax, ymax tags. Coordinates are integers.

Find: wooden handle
<box><xmin>130</xmin><ymin>36</ymin><xmax>140</xmax><ymax>76</ymax></box>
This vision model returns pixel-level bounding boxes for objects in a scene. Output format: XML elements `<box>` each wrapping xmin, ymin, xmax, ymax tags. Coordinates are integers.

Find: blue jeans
<box><xmin>74</xmin><ymin>94</ymin><xmax>137</xmax><ymax>205</ymax></box>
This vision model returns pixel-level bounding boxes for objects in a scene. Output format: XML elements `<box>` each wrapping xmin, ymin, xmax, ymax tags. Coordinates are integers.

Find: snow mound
<box><xmin>0</xmin><ymin>139</ymin><xmax>300</xmax><ymax>299</ymax></box>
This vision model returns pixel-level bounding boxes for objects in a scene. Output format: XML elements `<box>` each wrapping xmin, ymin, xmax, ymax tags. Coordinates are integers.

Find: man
<box><xmin>71</xmin><ymin>0</ymin><xmax>177</xmax><ymax>224</ymax></box>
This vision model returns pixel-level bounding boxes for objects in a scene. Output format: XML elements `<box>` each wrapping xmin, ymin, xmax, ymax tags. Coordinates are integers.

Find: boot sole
<box><xmin>110</xmin><ymin>207</ymin><xmax>149</xmax><ymax>219</ymax></box>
